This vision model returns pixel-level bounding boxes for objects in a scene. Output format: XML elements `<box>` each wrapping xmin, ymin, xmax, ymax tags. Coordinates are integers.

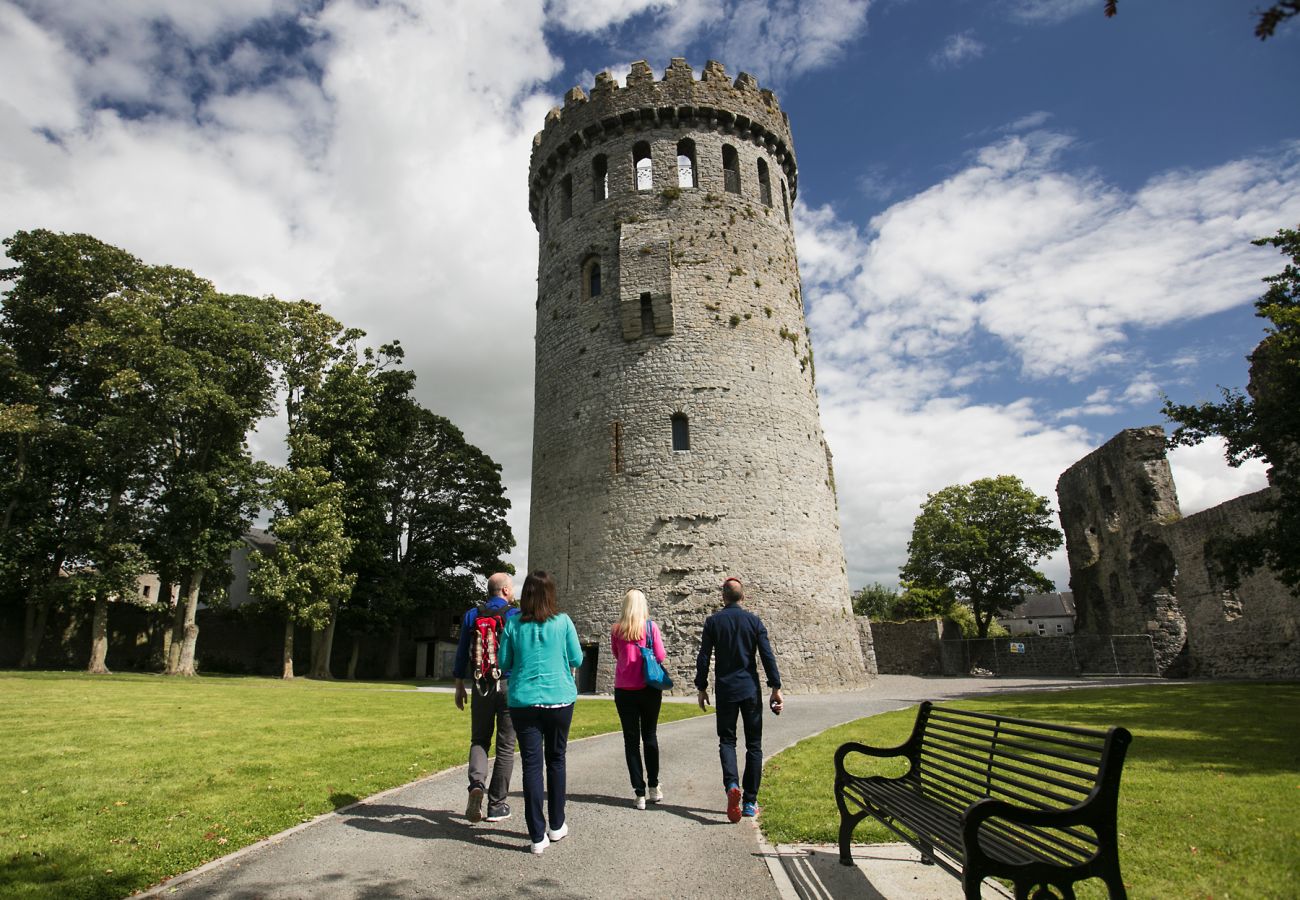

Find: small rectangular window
<box><xmin>671</xmin><ymin>414</ymin><xmax>689</xmax><ymax>451</ymax></box>
<box><xmin>611</xmin><ymin>421</ymin><xmax>623</xmax><ymax>474</ymax></box>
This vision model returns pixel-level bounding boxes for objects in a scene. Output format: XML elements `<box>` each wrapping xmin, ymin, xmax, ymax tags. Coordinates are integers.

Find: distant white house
<box><xmin>999</xmin><ymin>592</ymin><xmax>1076</xmax><ymax>637</ymax></box>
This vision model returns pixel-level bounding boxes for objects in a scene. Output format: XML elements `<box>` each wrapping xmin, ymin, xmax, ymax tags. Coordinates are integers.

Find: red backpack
<box><xmin>471</xmin><ymin>603</ymin><xmax>505</xmax><ymax>696</ymax></box>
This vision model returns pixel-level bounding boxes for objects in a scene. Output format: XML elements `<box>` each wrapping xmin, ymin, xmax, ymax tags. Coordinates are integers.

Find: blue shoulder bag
<box><xmin>641</xmin><ymin>620</ymin><xmax>673</xmax><ymax>691</ymax></box>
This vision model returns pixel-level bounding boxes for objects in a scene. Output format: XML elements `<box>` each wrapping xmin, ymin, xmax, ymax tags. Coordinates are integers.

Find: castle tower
<box><xmin>527</xmin><ymin>59</ymin><xmax>873</xmax><ymax>692</ymax></box>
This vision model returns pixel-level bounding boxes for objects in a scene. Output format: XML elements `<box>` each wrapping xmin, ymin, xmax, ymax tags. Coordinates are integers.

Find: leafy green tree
<box><xmin>1162</xmin><ymin>226</ymin><xmax>1300</xmax><ymax>596</ymax></box>
<box><xmin>851</xmin><ymin>582</ymin><xmax>899</xmax><ymax>619</ymax></box>
<box><xmin>894</xmin><ymin>581</ymin><xmax>956</xmax><ymax>620</ymax></box>
<box><xmin>900</xmin><ymin>475</ymin><xmax>1063</xmax><ymax>638</ymax></box>
<box><xmin>1</xmin><ymin>230</ymin><xmax>149</xmax><ymax>667</ymax></box>
<box><xmin>1104</xmin><ymin>1</ymin><xmax>1300</xmax><ymax>38</ymax></box>
<box><xmin>249</xmin><ymin>466</ymin><xmax>355</xmax><ymax>679</ymax></box>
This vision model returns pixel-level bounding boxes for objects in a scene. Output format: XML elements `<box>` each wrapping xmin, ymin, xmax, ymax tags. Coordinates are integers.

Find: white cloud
<box><xmin>794</xmin><ymin>132</ymin><xmax>1298</xmax><ymax>589</ymax></box>
<box><xmin>1005</xmin><ymin>0</ymin><xmax>1095</xmax><ymax>25</ymax></box>
<box><xmin>930</xmin><ymin>30</ymin><xmax>984</xmax><ymax>69</ymax></box>
<box><xmin>1168</xmin><ymin>438</ymin><xmax>1269</xmax><ymax>514</ymax></box>
<box><xmin>547</xmin><ymin>0</ymin><xmax>678</xmax><ymax>33</ymax></box>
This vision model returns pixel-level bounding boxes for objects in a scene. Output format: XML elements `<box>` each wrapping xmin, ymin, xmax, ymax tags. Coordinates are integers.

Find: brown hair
<box><xmin>520</xmin><ymin>570</ymin><xmax>558</xmax><ymax>623</ymax></box>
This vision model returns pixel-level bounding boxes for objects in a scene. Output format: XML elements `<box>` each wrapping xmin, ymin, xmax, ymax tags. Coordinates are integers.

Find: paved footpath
<box><xmin>147</xmin><ymin>675</ymin><xmax>1162</xmax><ymax>900</ymax></box>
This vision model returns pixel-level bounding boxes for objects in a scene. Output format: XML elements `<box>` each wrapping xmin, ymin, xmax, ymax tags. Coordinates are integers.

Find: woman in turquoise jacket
<box><xmin>498</xmin><ymin>569</ymin><xmax>583</xmax><ymax>855</ymax></box>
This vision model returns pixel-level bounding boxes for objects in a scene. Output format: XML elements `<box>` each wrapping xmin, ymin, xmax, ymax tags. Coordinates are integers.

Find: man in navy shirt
<box><xmin>695</xmin><ymin>576</ymin><xmax>784</xmax><ymax>822</ymax></box>
<box><xmin>453</xmin><ymin>572</ymin><xmax>519</xmax><ymax>824</ymax></box>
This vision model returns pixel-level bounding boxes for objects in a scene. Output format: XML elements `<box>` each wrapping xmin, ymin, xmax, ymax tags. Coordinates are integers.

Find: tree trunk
<box><xmin>384</xmin><ymin>624</ymin><xmax>402</xmax><ymax>680</ymax></box>
<box><xmin>165</xmin><ymin>592</ymin><xmax>186</xmax><ymax>674</ymax></box>
<box><xmin>346</xmin><ymin>637</ymin><xmax>361</xmax><ymax>680</ymax></box>
<box><xmin>0</xmin><ymin>434</ymin><xmax>26</xmax><ymax>536</ymax></box>
<box><xmin>171</xmin><ymin>569</ymin><xmax>204</xmax><ymax>676</ymax></box>
<box><xmin>19</xmin><ymin>554</ymin><xmax>62</xmax><ymax>668</ymax></box>
<box><xmin>310</xmin><ymin>605</ymin><xmax>339</xmax><ymax>679</ymax></box>
<box><xmin>86</xmin><ymin>590</ymin><xmax>112</xmax><ymax>674</ymax></box>
<box><xmin>282</xmin><ymin>618</ymin><xmax>296</xmax><ymax>679</ymax></box>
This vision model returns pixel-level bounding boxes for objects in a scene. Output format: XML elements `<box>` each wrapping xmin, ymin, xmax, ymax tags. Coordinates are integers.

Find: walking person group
<box><xmin>452</xmin><ymin>571</ymin><xmax>782</xmax><ymax>855</ymax></box>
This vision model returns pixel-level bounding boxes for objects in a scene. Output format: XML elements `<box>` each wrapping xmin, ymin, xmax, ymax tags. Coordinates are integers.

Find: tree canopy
<box><xmin>1</xmin><ymin>229</ymin><xmax>514</xmax><ymax>675</ymax></box>
<box><xmin>900</xmin><ymin>475</ymin><xmax>1062</xmax><ymax>638</ymax></box>
<box><xmin>1104</xmin><ymin>1</ymin><xmax>1300</xmax><ymax>39</ymax></box>
<box><xmin>1162</xmin><ymin>225</ymin><xmax>1300</xmax><ymax>596</ymax></box>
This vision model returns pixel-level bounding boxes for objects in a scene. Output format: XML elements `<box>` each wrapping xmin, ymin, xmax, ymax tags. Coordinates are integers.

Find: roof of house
<box><xmin>1003</xmin><ymin>592</ymin><xmax>1075</xmax><ymax>620</ymax></box>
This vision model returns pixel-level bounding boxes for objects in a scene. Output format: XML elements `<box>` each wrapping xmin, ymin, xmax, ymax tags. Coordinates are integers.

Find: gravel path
<box><xmin>146</xmin><ymin>675</ymin><xmax>1162</xmax><ymax>899</ymax></box>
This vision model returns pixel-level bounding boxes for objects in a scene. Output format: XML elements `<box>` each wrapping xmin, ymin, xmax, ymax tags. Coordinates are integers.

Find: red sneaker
<box><xmin>726</xmin><ymin>786</ymin><xmax>742</xmax><ymax>823</ymax></box>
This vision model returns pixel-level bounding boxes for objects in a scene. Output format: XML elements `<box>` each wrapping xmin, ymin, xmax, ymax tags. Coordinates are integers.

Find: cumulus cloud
<box><xmin>930</xmin><ymin>30</ymin><xmax>984</xmax><ymax>69</ymax></box>
<box><xmin>795</xmin><ymin>133</ymin><xmax>1296</xmax><ymax>588</ymax></box>
<box><xmin>1004</xmin><ymin>0</ymin><xmax>1095</xmax><ymax>25</ymax></box>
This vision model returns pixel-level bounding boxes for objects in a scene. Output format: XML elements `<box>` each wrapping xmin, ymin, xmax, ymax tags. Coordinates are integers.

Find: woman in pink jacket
<box><xmin>610</xmin><ymin>589</ymin><xmax>667</xmax><ymax>809</ymax></box>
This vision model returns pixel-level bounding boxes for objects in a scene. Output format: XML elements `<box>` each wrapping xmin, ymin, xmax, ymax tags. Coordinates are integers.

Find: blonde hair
<box><xmin>615</xmin><ymin>589</ymin><xmax>648</xmax><ymax>641</ymax></box>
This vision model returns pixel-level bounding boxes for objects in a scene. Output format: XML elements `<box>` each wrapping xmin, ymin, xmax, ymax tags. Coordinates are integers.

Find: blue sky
<box><xmin>2</xmin><ymin>0</ymin><xmax>1297</xmax><ymax>591</ymax></box>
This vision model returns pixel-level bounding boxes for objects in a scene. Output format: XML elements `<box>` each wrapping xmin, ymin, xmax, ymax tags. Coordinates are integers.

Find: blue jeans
<box><xmin>510</xmin><ymin>704</ymin><xmax>574</xmax><ymax>842</ymax></box>
<box><xmin>716</xmin><ymin>693</ymin><xmax>763</xmax><ymax>803</ymax></box>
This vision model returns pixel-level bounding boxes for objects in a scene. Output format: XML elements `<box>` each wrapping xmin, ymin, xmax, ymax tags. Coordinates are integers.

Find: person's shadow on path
<box><xmin>339</xmin><ymin>802</ymin><xmax>527</xmax><ymax>853</ymax></box>
<box><xmin>563</xmin><ymin>791</ymin><xmax>734</xmax><ymax>826</ymax></box>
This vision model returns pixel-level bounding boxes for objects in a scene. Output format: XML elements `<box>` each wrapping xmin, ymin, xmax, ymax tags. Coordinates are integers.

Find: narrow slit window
<box><xmin>722</xmin><ymin>144</ymin><xmax>740</xmax><ymax>194</ymax></box>
<box><xmin>583</xmin><ymin>257</ymin><xmax>601</xmax><ymax>299</ymax></box>
<box><xmin>560</xmin><ymin>174</ymin><xmax>573</xmax><ymax>220</ymax></box>
<box><xmin>757</xmin><ymin>159</ymin><xmax>772</xmax><ymax>207</ymax></box>
<box><xmin>633</xmin><ymin>141</ymin><xmax>653</xmax><ymax>191</ymax></box>
<box><xmin>592</xmin><ymin>154</ymin><xmax>608</xmax><ymax>201</ymax></box>
<box><xmin>781</xmin><ymin>180</ymin><xmax>791</xmax><ymax>223</ymax></box>
<box><xmin>611</xmin><ymin>421</ymin><xmax>623</xmax><ymax>474</ymax></box>
<box><xmin>671</xmin><ymin>413</ymin><xmax>690</xmax><ymax>452</ymax></box>
<box><xmin>640</xmin><ymin>292</ymin><xmax>654</xmax><ymax>334</ymax></box>
<box><xmin>676</xmin><ymin>138</ymin><xmax>697</xmax><ymax>188</ymax></box>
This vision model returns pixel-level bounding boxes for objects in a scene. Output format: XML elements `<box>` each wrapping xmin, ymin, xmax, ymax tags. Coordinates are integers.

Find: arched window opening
<box><xmin>560</xmin><ymin>174</ymin><xmax>573</xmax><ymax>220</ymax></box>
<box><xmin>781</xmin><ymin>180</ymin><xmax>791</xmax><ymax>223</ymax></box>
<box><xmin>757</xmin><ymin>159</ymin><xmax>772</xmax><ymax>207</ymax></box>
<box><xmin>676</xmin><ymin>139</ymin><xmax>697</xmax><ymax>189</ymax></box>
<box><xmin>671</xmin><ymin>413</ymin><xmax>690</xmax><ymax>452</ymax></box>
<box><xmin>582</xmin><ymin>256</ymin><xmax>601</xmax><ymax>299</ymax></box>
<box><xmin>722</xmin><ymin>144</ymin><xmax>740</xmax><ymax>194</ymax></box>
<box><xmin>592</xmin><ymin>154</ymin><xmax>608</xmax><ymax>201</ymax></box>
<box><xmin>640</xmin><ymin>292</ymin><xmax>654</xmax><ymax>334</ymax></box>
<box><xmin>633</xmin><ymin>141</ymin><xmax>653</xmax><ymax>191</ymax></box>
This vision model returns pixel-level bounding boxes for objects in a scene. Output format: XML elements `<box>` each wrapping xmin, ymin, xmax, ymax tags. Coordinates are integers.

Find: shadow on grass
<box><xmin>0</xmin><ymin>845</ymin><xmax>142</xmax><ymax>900</ymax></box>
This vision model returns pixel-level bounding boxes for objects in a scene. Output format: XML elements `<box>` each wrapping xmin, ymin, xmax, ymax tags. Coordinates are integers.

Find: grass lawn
<box><xmin>0</xmin><ymin>671</ymin><xmax>705</xmax><ymax>900</ymax></box>
<box><xmin>761</xmin><ymin>683</ymin><xmax>1300</xmax><ymax>900</ymax></box>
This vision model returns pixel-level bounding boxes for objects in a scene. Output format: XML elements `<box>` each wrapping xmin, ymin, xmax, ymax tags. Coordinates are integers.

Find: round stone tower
<box><xmin>527</xmin><ymin>58</ymin><xmax>873</xmax><ymax>693</ymax></box>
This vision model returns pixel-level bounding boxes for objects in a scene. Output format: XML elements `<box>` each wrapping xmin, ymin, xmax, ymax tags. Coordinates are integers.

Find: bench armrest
<box><xmin>961</xmin><ymin>796</ymin><xmax>1095</xmax><ymax>859</ymax></box>
<box><xmin>834</xmin><ymin>740</ymin><xmax>912</xmax><ymax>778</ymax></box>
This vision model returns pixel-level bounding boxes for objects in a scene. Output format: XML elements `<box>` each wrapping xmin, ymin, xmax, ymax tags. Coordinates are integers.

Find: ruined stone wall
<box><xmin>527</xmin><ymin>60</ymin><xmax>870</xmax><ymax>693</ymax></box>
<box><xmin>1056</xmin><ymin>427</ymin><xmax>1187</xmax><ymax>674</ymax></box>
<box><xmin>870</xmin><ymin>620</ymin><xmax>944</xmax><ymax>675</ymax></box>
<box><xmin>1164</xmin><ymin>488</ymin><xmax>1298</xmax><ymax>678</ymax></box>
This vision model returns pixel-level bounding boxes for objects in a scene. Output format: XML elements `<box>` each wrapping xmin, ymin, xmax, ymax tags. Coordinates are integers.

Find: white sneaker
<box><xmin>648</xmin><ymin>785</ymin><xmax>663</xmax><ymax>803</ymax></box>
<box><xmin>546</xmin><ymin>822</ymin><xmax>568</xmax><ymax>842</ymax></box>
<box><xmin>634</xmin><ymin>794</ymin><xmax>646</xmax><ymax>810</ymax></box>
<box><xmin>531</xmin><ymin>834</ymin><xmax>550</xmax><ymax>855</ymax></box>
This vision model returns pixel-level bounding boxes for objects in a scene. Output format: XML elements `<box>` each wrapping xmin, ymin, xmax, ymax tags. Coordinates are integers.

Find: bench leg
<box><xmin>962</xmin><ymin>870</ymin><xmax>983</xmax><ymax>900</ymax></box>
<box><xmin>838</xmin><ymin>813</ymin><xmax>860</xmax><ymax>866</ymax></box>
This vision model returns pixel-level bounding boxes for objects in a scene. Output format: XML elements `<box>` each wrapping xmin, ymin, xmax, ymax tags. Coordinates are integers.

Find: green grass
<box><xmin>761</xmin><ymin>683</ymin><xmax>1300</xmax><ymax>899</ymax></box>
<box><xmin>0</xmin><ymin>671</ymin><xmax>705</xmax><ymax>899</ymax></box>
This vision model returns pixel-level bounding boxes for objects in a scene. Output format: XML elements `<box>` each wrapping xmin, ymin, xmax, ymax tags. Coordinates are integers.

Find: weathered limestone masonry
<box><xmin>1058</xmin><ymin>426</ymin><xmax>1298</xmax><ymax>678</ymax></box>
<box><xmin>1164</xmin><ymin>488</ymin><xmax>1297</xmax><ymax>678</ymax></box>
<box><xmin>1056</xmin><ymin>427</ymin><xmax>1187</xmax><ymax>674</ymax></box>
<box><xmin>527</xmin><ymin>59</ymin><xmax>874</xmax><ymax>693</ymax></box>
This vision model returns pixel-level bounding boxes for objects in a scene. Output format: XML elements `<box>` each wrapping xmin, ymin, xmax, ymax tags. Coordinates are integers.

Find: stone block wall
<box><xmin>1058</xmin><ymin>426</ymin><xmax>1297</xmax><ymax>680</ymax></box>
<box><xmin>870</xmin><ymin>619</ymin><xmax>944</xmax><ymax>675</ymax></box>
<box><xmin>1164</xmin><ymin>487</ymin><xmax>1298</xmax><ymax>678</ymax></box>
<box><xmin>1056</xmin><ymin>427</ymin><xmax>1187</xmax><ymax>674</ymax></box>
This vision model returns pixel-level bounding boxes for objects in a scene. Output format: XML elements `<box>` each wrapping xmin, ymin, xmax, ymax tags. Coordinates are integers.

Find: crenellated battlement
<box><xmin>528</xmin><ymin>58</ymin><xmax>798</xmax><ymax>224</ymax></box>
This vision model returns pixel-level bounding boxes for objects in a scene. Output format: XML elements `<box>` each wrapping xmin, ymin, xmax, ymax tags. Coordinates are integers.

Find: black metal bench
<box><xmin>834</xmin><ymin>701</ymin><xmax>1132</xmax><ymax>899</ymax></box>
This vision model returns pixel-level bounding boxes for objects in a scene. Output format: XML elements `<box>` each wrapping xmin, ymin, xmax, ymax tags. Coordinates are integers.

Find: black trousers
<box><xmin>510</xmin><ymin>704</ymin><xmax>574</xmax><ymax>843</ymax></box>
<box><xmin>614</xmin><ymin>687</ymin><xmax>662</xmax><ymax>794</ymax></box>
